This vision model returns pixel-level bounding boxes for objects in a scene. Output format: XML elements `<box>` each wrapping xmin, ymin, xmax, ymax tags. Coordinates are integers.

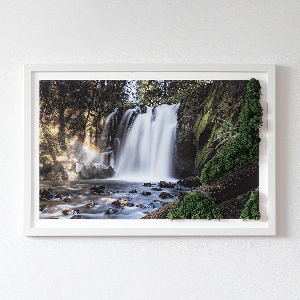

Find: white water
<box><xmin>99</xmin><ymin>108</ymin><xmax>118</xmax><ymax>167</ymax></box>
<box><xmin>116</xmin><ymin>103</ymin><xmax>180</xmax><ymax>181</ymax></box>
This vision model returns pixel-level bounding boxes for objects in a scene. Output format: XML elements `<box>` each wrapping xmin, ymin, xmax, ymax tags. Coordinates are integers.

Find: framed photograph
<box><xmin>24</xmin><ymin>64</ymin><xmax>276</xmax><ymax>236</ymax></box>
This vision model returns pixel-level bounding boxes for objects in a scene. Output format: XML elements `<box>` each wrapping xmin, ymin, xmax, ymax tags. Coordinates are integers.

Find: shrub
<box><xmin>200</xmin><ymin>78</ymin><xmax>262</xmax><ymax>184</ymax></box>
<box><xmin>167</xmin><ymin>191</ymin><xmax>222</xmax><ymax>220</ymax></box>
<box><xmin>240</xmin><ymin>189</ymin><xmax>261</xmax><ymax>220</ymax></box>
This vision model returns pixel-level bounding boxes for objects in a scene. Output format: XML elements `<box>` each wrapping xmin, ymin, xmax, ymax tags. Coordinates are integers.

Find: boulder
<box><xmin>159</xmin><ymin>192</ymin><xmax>173</xmax><ymax>199</ymax></box>
<box><xmin>62</xmin><ymin>209</ymin><xmax>79</xmax><ymax>215</ymax></box>
<box><xmin>151</xmin><ymin>187</ymin><xmax>162</xmax><ymax>191</ymax></box>
<box><xmin>159</xmin><ymin>181</ymin><xmax>176</xmax><ymax>188</ymax></box>
<box><xmin>70</xmin><ymin>214</ymin><xmax>85</xmax><ymax>219</ymax></box>
<box><xmin>63</xmin><ymin>197</ymin><xmax>71</xmax><ymax>202</ymax></box>
<box><xmin>39</xmin><ymin>204</ymin><xmax>47</xmax><ymax>212</ymax></box>
<box><xmin>90</xmin><ymin>185</ymin><xmax>105</xmax><ymax>194</ymax></box>
<box><xmin>141</xmin><ymin>191</ymin><xmax>151</xmax><ymax>196</ymax></box>
<box><xmin>177</xmin><ymin>176</ymin><xmax>200</xmax><ymax>188</ymax></box>
<box><xmin>112</xmin><ymin>198</ymin><xmax>128</xmax><ymax>207</ymax></box>
<box><xmin>39</xmin><ymin>189</ymin><xmax>53</xmax><ymax>200</ymax></box>
<box><xmin>105</xmin><ymin>207</ymin><xmax>118</xmax><ymax>214</ymax></box>
<box><xmin>86</xmin><ymin>200</ymin><xmax>95</xmax><ymax>208</ymax></box>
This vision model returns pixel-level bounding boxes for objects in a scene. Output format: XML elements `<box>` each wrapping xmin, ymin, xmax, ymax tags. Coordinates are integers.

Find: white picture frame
<box><xmin>24</xmin><ymin>64</ymin><xmax>276</xmax><ymax>236</ymax></box>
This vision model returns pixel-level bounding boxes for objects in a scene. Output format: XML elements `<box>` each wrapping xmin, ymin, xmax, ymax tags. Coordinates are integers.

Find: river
<box><xmin>39</xmin><ymin>179</ymin><xmax>191</xmax><ymax>219</ymax></box>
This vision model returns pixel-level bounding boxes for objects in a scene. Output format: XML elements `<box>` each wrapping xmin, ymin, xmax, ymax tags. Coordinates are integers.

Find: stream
<box><xmin>39</xmin><ymin>179</ymin><xmax>192</xmax><ymax>219</ymax></box>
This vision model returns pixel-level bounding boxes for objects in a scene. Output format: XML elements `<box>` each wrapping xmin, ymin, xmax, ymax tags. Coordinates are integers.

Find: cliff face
<box><xmin>175</xmin><ymin>80</ymin><xmax>247</xmax><ymax>177</ymax></box>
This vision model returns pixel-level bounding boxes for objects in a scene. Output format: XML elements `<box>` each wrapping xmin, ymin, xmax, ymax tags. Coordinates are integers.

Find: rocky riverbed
<box><xmin>39</xmin><ymin>179</ymin><xmax>193</xmax><ymax>219</ymax></box>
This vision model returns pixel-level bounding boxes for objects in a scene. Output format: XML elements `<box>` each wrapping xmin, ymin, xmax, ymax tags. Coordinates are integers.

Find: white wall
<box><xmin>0</xmin><ymin>1</ymin><xmax>298</xmax><ymax>299</ymax></box>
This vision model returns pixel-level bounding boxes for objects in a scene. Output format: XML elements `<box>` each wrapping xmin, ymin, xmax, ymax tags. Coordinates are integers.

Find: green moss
<box><xmin>240</xmin><ymin>189</ymin><xmax>260</xmax><ymax>220</ymax></box>
<box><xmin>167</xmin><ymin>191</ymin><xmax>222</xmax><ymax>220</ymax></box>
<box><xmin>195</xmin><ymin>143</ymin><xmax>214</xmax><ymax>170</ymax></box>
<box><xmin>193</xmin><ymin>110</ymin><xmax>211</xmax><ymax>144</ymax></box>
<box><xmin>200</xmin><ymin>78</ymin><xmax>262</xmax><ymax>184</ymax></box>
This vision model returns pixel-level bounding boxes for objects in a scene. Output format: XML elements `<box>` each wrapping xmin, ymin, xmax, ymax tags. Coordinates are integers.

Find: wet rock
<box><xmin>63</xmin><ymin>197</ymin><xmax>70</xmax><ymax>202</ymax></box>
<box><xmin>151</xmin><ymin>187</ymin><xmax>162</xmax><ymax>191</ymax></box>
<box><xmin>112</xmin><ymin>198</ymin><xmax>128</xmax><ymax>207</ymax></box>
<box><xmin>126</xmin><ymin>203</ymin><xmax>135</xmax><ymax>207</ymax></box>
<box><xmin>70</xmin><ymin>214</ymin><xmax>85</xmax><ymax>219</ymax></box>
<box><xmin>39</xmin><ymin>189</ymin><xmax>53</xmax><ymax>200</ymax></box>
<box><xmin>104</xmin><ymin>166</ymin><xmax>115</xmax><ymax>177</ymax></box>
<box><xmin>136</xmin><ymin>203</ymin><xmax>154</xmax><ymax>209</ymax></box>
<box><xmin>86</xmin><ymin>200</ymin><xmax>95</xmax><ymax>208</ymax></box>
<box><xmin>91</xmin><ymin>185</ymin><xmax>105</xmax><ymax>190</ymax></box>
<box><xmin>105</xmin><ymin>207</ymin><xmax>118</xmax><ymax>214</ymax></box>
<box><xmin>80</xmin><ymin>165</ymin><xmax>114</xmax><ymax>179</ymax></box>
<box><xmin>159</xmin><ymin>192</ymin><xmax>173</xmax><ymax>199</ymax></box>
<box><xmin>177</xmin><ymin>176</ymin><xmax>200</xmax><ymax>188</ymax></box>
<box><xmin>39</xmin><ymin>204</ymin><xmax>47</xmax><ymax>212</ymax></box>
<box><xmin>62</xmin><ymin>209</ymin><xmax>79</xmax><ymax>215</ymax></box>
<box><xmin>143</xmin><ymin>183</ymin><xmax>153</xmax><ymax>187</ymax></box>
<box><xmin>119</xmin><ymin>198</ymin><xmax>128</xmax><ymax>206</ymax></box>
<box><xmin>90</xmin><ymin>185</ymin><xmax>105</xmax><ymax>194</ymax></box>
<box><xmin>141</xmin><ymin>191</ymin><xmax>151</xmax><ymax>196</ymax></box>
<box><xmin>159</xmin><ymin>181</ymin><xmax>176</xmax><ymax>188</ymax></box>
<box><xmin>129</xmin><ymin>189</ymin><xmax>137</xmax><ymax>193</ymax></box>
<box><xmin>54</xmin><ymin>193</ymin><xmax>62</xmax><ymax>199</ymax></box>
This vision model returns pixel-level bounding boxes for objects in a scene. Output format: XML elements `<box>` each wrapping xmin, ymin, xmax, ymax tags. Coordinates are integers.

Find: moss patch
<box><xmin>167</xmin><ymin>191</ymin><xmax>222</xmax><ymax>220</ymax></box>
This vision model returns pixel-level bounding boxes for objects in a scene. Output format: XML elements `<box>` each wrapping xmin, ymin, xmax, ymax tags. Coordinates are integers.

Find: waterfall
<box><xmin>99</xmin><ymin>108</ymin><xmax>118</xmax><ymax>167</ymax></box>
<box><xmin>115</xmin><ymin>103</ymin><xmax>180</xmax><ymax>181</ymax></box>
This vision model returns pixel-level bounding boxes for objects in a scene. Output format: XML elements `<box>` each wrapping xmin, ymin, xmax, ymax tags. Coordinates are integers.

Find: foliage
<box><xmin>200</xmin><ymin>78</ymin><xmax>262</xmax><ymax>184</ymax></box>
<box><xmin>192</xmin><ymin>80</ymin><xmax>247</xmax><ymax>173</ymax></box>
<box><xmin>167</xmin><ymin>191</ymin><xmax>222</xmax><ymax>220</ymax></box>
<box><xmin>136</xmin><ymin>80</ymin><xmax>208</xmax><ymax>106</ymax></box>
<box><xmin>240</xmin><ymin>189</ymin><xmax>261</xmax><ymax>220</ymax></box>
<box><xmin>213</xmin><ymin>118</ymin><xmax>238</xmax><ymax>149</ymax></box>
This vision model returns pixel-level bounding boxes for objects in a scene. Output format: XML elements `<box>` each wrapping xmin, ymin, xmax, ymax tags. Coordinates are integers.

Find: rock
<box><xmin>126</xmin><ymin>203</ymin><xmax>135</xmax><ymax>207</ymax></box>
<box><xmin>141</xmin><ymin>191</ymin><xmax>151</xmax><ymax>196</ymax></box>
<box><xmin>105</xmin><ymin>207</ymin><xmax>118</xmax><ymax>214</ymax></box>
<box><xmin>63</xmin><ymin>197</ymin><xmax>70</xmax><ymax>202</ymax></box>
<box><xmin>91</xmin><ymin>185</ymin><xmax>105</xmax><ymax>190</ymax></box>
<box><xmin>90</xmin><ymin>185</ymin><xmax>105</xmax><ymax>194</ymax></box>
<box><xmin>54</xmin><ymin>193</ymin><xmax>62</xmax><ymax>199</ymax></box>
<box><xmin>159</xmin><ymin>181</ymin><xmax>176</xmax><ymax>188</ymax></box>
<box><xmin>39</xmin><ymin>204</ymin><xmax>47</xmax><ymax>212</ymax></box>
<box><xmin>143</xmin><ymin>183</ymin><xmax>153</xmax><ymax>187</ymax></box>
<box><xmin>152</xmin><ymin>199</ymin><xmax>167</xmax><ymax>208</ymax></box>
<box><xmin>86</xmin><ymin>200</ymin><xmax>95</xmax><ymax>208</ymax></box>
<box><xmin>177</xmin><ymin>176</ymin><xmax>200</xmax><ymax>188</ymax></box>
<box><xmin>151</xmin><ymin>187</ymin><xmax>162</xmax><ymax>191</ymax></box>
<box><xmin>129</xmin><ymin>189</ymin><xmax>137</xmax><ymax>193</ymax></box>
<box><xmin>119</xmin><ymin>198</ymin><xmax>128</xmax><ymax>206</ymax></box>
<box><xmin>39</xmin><ymin>189</ymin><xmax>53</xmax><ymax>200</ymax></box>
<box><xmin>112</xmin><ymin>198</ymin><xmax>128</xmax><ymax>207</ymax></box>
<box><xmin>105</xmin><ymin>166</ymin><xmax>115</xmax><ymax>177</ymax></box>
<box><xmin>75</xmin><ymin>162</ymin><xmax>85</xmax><ymax>173</ymax></box>
<box><xmin>142</xmin><ymin>199</ymin><xmax>179</xmax><ymax>219</ymax></box>
<box><xmin>159</xmin><ymin>192</ymin><xmax>173</xmax><ymax>199</ymax></box>
<box><xmin>70</xmin><ymin>214</ymin><xmax>85</xmax><ymax>219</ymax></box>
<box><xmin>62</xmin><ymin>209</ymin><xmax>79</xmax><ymax>215</ymax></box>
<box><xmin>136</xmin><ymin>203</ymin><xmax>154</xmax><ymax>209</ymax></box>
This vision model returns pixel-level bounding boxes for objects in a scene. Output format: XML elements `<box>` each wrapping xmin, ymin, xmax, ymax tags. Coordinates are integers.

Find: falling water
<box><xmin>99</xmin><ymin>108</ymin><xmax>118</xmax><ymax>167</ymax></box>
<box><xmin>116</xmin><ymin>103</ymin><xmax>180</xmax><ymax>181</ymax></box>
